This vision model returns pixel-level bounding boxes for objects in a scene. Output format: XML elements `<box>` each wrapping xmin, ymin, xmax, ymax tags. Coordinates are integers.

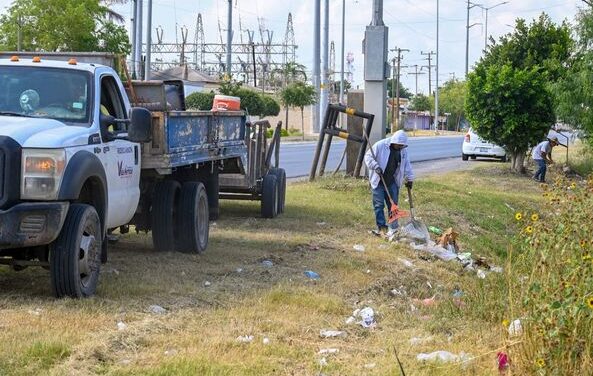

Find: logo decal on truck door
<box><xmin>117</xmin><ymin>161</ymin><xmax>133</xmax><ymax>178</ymax></box>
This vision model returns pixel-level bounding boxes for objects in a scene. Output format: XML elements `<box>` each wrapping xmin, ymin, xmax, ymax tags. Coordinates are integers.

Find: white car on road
<box><xmin>462</xmin><ymin>128</ymin><xmax>506</xmax><ymax>162</ymax></box>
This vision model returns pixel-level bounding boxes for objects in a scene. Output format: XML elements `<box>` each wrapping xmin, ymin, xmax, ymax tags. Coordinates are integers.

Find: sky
<box><xmin>0</xmin><ymin>0</ymin><xmax>586</xmax><ymax>94</ymax></box>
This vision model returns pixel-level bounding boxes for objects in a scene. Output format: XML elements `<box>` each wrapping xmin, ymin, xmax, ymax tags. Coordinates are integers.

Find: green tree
<box><xmin>438</xmin><ymin>79</ymin><xmax>466</xmax><ymax>131</ymax></box>
<box><xmin>387</xmin><ymin>80</ymin><xmax>413</xmax><ymax>99</ymax></box>
<box><xmin>271</xmin><ymin>62</ymin><xmax>308</xmax><ymax>129</ymax></box>
<box><xmin>0</xmin><ymin>0</ymin><xmax>130</xmax><ymax>54</ymax></box>
<box><xmin>280</xmin><ymin>82</ymin><xmax>317</xmax><ymax>140</ymax></box>
<box><xmin>408</xmin><ymin>94</ymin><xmax>432</xmax><ymax>112</ymax></box>
<box><xmin>260</xmin><ymin>95</ymin><xmax>280</xmax><ymax>118</ymax></box>
<box><xmin>466</xmin><ymin>14</ymin><xmax>572</xmax><ymax>172</ymax></box>
<box><xmin>554</xmin><ymin>6</ymin><xmax>593</xmax><ymax>145</ymax></box>
<box><xmin>186</xmin><ymin>91</ymin><xmax>215</xmax><ymax>110</ymax></box>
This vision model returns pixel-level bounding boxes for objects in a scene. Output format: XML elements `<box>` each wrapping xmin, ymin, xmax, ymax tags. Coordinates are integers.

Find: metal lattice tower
<box><xmin>283</xmin><ymin>13</ymin><xmax>296</xmax><ymax>65</ymax></box>
<box><xmin>329</xmin><ymin>41</ymin><xmax>336</xmax><ymax>82</ymax></box>
<box><xmin>145</xmin><ymin>11</ymin><xmax>299</xmax><ymax>90</ymax></box>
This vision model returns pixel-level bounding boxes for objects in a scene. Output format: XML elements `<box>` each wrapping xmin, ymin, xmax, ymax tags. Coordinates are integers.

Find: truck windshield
<box><xmin>0</xmin><ymin>66</ymin><xmax>91</xmax><ymax>124</ymax></box>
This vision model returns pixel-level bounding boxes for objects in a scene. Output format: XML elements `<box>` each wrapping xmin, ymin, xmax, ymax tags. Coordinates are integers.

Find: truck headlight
<box><xmin>21</xmin><ymin>149</ymin><xmax>66</xmax><ymax>200</ymax></box>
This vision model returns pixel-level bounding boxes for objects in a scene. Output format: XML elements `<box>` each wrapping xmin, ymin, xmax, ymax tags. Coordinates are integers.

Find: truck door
<box><xmin>99</xmin><ymin>75</ymin><xmax>141</xmax><ymax>229</ymax></box>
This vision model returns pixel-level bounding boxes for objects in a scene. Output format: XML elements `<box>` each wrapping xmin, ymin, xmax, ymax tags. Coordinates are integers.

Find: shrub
<box><xmin>185</xmin><ymin>91</ymin><xmax>214</xmax><ymax>110</ymax></box>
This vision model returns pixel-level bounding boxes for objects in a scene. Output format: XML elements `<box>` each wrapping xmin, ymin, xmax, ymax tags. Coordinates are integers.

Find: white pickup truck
<box><xmin>0</xmin><ymin>56</ymin><xmax>257</xmax><ymax>298</ymax></box>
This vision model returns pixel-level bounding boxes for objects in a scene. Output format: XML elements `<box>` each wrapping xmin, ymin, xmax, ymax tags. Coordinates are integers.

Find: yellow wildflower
<box><xmin>502</xmin><ymin>319</ymin><xmax>510</xmax><ymax>328</ymax></box>
<box><xmin>580</xmin><ymin>240</ymin><xmax>587</xmax><ymax>248</ymax></box>
<box><xmin>525</xmin><ymin>226</ymin><xmax>533</xmax><ymax>234</ymax></box>
<box><xmin>536</xmin><ymin>358</ymin><xmax>545</xmax><ymax>368</ymax></box>
<box><xmin>531</xmin><ymin>213</ymin><xmax>539</xmax><ymax>222</ymax></box>
<box><xmin>515</xmin><ymin>212</ymin><xmax>523</xmax><ymax>221</ymax></box>
<box><xmin>587</xmin><ymin>296</ymin><xmax>593</xmax><ymax>310</ymax></box>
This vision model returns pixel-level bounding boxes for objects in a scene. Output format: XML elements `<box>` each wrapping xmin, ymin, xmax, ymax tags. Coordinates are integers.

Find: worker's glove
<box><xmin>405</xmin><ymin>181</ymin><xmax>413</xmax><ymax>189</ymax></box>
<box><xmin>374</xmin><ymin>166</ymin><xmax>382</xmax><ymax>174</ymax></box>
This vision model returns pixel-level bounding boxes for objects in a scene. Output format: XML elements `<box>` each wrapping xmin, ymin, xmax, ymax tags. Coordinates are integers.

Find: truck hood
<box><xmin>0</xmin><ymin>116</ymin><xmax>92</xmax><ymax>148</ymax></box>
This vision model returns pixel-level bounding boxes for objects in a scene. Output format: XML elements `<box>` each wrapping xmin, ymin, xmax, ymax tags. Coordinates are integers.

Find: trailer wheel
<box><xmin>50</xmin><ymin>204</ymin><xmax>102</xmax><ymax>298</ymax></box>
<box><xmin>152</xmin><ymin>180</ymin><xmax>181</xmax><ymax>252</ymax></box>
<box><xmin>261</xmin><ymin>174</ymin><xmax>278</xmax><ymax>218</ymax></box>
<box><xmin>269</xmin><ymin>167</ymin><xmax>286</xmax><ymax>214</ymax></box>
<box><xmin>177</xmin><ymin>182</ymin><xmax>209</xmax><ymax>253</ymax></box>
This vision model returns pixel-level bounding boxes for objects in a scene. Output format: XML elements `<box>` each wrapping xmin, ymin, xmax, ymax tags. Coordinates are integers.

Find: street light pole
<box><xmin>465</xmin><ymin>0</ymin><xmax>481</xmax><ymax>77</ymax></box>
<box><xmin>478</xmin><ymin>1</ymin><xmax>509</xmax><ymax>50</ymax></box>
<box><xmin>313</xmin><ymin>0</ymin><xmax>321</xmax><ymax>133</ymax></box>
<box><xmin>435</xmin><ymin>0</ymin><xmax>439</xmax><ymax>132</ymax></box>
<box><xmin>339</xmin><ymin>0</ymin><xmax>346</xmax><ymax>105</ymax></box>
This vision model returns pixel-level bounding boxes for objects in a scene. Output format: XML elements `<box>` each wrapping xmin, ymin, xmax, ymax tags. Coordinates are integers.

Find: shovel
<box><xmin>399</xmin><ymin>186</ymin><xmax>430</xmax><ymax>243</ymax></box>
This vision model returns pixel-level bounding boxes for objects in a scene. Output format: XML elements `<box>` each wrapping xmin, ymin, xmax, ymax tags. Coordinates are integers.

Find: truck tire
<box><xmin>50</xmin><ymin>204</ymin><xmax>102</xmax><ymax>298</ymax></box>
<box><xmin>152</xmin><ymin>180</ymin><xmax>181</xmax><ymax>252</ymax></box>
<box><xmin>261</xmin><ymin>174</ymin><xmax>278</xmax><ymax>218</ymax></box>
<box><xmin>177</xmin><ymin>182</ymin><xmax>209</xmax><ymax>253</ymax></box>
<box><xmin>462</xmin><ymin>153</ymin><xmax>469</xmax><ymax>161</ymax></box>
<box><xmin>269</xmin><ymin>167</ymin><xmax>286</xmax><ymax>214</ymax></box>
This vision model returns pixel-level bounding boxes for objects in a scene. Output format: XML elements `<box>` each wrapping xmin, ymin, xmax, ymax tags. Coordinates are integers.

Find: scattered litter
<box><xmin>399</xmin><ymin>258</ymin><xmax>414</xmax><ymax>268</ymax></box>
<box><xmin>390</xmin><ymin>287</ymin><xmax>406</xmax><ymax>297</ymax></box>
<box><xmin>319</xmin><ymin>357</ymin><xmax>328</xmax><ymax>366</ymax></box>
<box><xmin>308</xmin><ymin>244</ymin><xmax>320</xmax><ymax>251</ymax></box>
<box><xmin>236</xmin><ymin>268</ymin><xmax>243</xmax><ymax>273</ymax></box>
<box><xmin>508</xmin><ymin>319</ymin><xmax>522</xmax><ymax>337</ymax></box>
<box><xmin>417</xmin><ymin>351</ymin><xmax>470</xmax><ymax>363</ymax></box>
<box><xmin>490</xmin><ymin>266</ymin><xmax>503</xmax><ymax>273</ymax></box>
<box><xmin>236</xmin><ymin>335</ymin><xmax>254</xmax><ymax>343</ymax></box>
<box><xmin>426</xmin><ymin>281</ymin><xmax>433</xmax><ymax>289</ymax></box>
<box><xmin>428</xmin><ymin>226</ymin><xmax>442</xmax><ymax>235</ymax></box>
<box><xmin>366</xmin><ymin>269</ymin><xmax>371</xmax><ymax>274</ymax></box>
<box><xmin>261</xmin><ymin>260</ymin><xmax>274</xmax><ymax>267</ymax></box>
<box><xmin>318</xmin><ymin>348</ymin><xmax>339</xmax><ymax>355</ymax></box>
<box><xmin>164</xmin><ymin>349</ymin><xmax>177</xmax><ymax>356</ymax></box>
<box><xmin>410</xmin><ymin>336</ymin><xmax>434</xmax><ymax>346</ymax></box>
<box><xmin>504</xmin><ymin>203</ymin><xmax>515</xmax><ymax>211</ymax></box>
<box><xmin>412</xmin><ymin>242</ymin><xmax>458</xmax><ymax>261</ymax></box>
<box><xmin>262</xmin><ymin>337</ymin><xmax>270</xmax><ymax>345</ymax></box>
<box><xmin>413</xmin><ymin>296</ymin><xmax>437</xmax><ymax>307</ymax></box>
<box><xmin>477</xmin><ymin>270</ymin><xmax>486</xmax><ymax>279</ymax></box>
<box><xmin>497</xmin><ymin>352</ymin><xmax>510</xmax><ymax>371</ymax></box>
<box><xmin>364</xmin><ymin>363</ymin><xmax>376</xmax><ymax>369</ymax></box>
<box><xmin>117</xmin><ymin>321</ymin><xmax>127</xmax><ymax>331</ymax></box>
<box><xmin>316</xmin><ymin>221</ymin><xmax>327</xmax><ymax>226</ymax></box>
<box><xmin>204</xmin><ymin>281</ymin><xmax>212</xmax><ymax>287</ymax></box>
<box><xmin>27</xmin><ymin>308</ymin><xmax>42</xmax><ymax>316</ymax></box>
<box><xmin>211</xmin><ymin>222</ymin><xmax>217</xmax><ymax>226</ymax></box>
<box><xmin>358</xmin><ymin>307</ymin><xmax>376</xmax><ymax>328</ymax></box>
<box><xmin>452</xmin><ymin>289</ymin><xmax>464</xmax><ymax>298</ymax></box>
<box><xmin>148</xmin><ymin>305</ymin><xmax>167</xmax><ymax>315</ymax></box>
<box><xmin>353</xmin><ymin>244</ymin><xmax>366</xmax><ymax>252</ymax></box>
<box><xmin>437</xmin><ymin>228</ymin><xmax>460</xmax><ymax>253</ymax></box>
<box><xmin>304</xmin><ymin>270</ymin><xmax>320</xmax><ymax>280</ymax></box>
<box><xmin>320</xmin><ymin>329</ymin><xmax>347</xmax><ymax>338</ymax></box>
<box><xmin>345</xmin><ymin>316</ymin><xmax>356</xmax><ymax>325</ymax></box>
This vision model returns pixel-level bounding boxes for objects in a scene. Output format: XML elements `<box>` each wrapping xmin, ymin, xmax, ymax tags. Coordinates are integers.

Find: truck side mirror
<box><xmin>128</xmin><ymin>107</ymin><xmax>152</xmax><ymax>143</ymax></box>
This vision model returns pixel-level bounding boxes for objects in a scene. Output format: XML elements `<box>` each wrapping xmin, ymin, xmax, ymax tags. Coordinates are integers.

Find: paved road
<box><xmin>280</xmin><ymin>135</ymin><xmax>465</xmax><ymax>178</ymax></box>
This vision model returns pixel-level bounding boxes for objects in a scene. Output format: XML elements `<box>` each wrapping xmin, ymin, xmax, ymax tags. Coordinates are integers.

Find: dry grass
<box><xmin>0</xmin><ymin>164</ymin><xmax>547</xmax><ymax>375</ymax></box>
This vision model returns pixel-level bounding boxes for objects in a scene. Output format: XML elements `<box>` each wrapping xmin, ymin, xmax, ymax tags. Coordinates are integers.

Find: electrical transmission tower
<box><xmin>146</xmin><ymin>12</ymin><xmax>298</xmax><ymax>91</ymax></box>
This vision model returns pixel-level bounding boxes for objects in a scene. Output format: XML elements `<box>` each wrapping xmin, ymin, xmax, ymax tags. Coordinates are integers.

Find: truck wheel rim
<box><xmin>79</xmin><ymin>231</ymin><xmax>97</xmax><ymax>287</ymax></box>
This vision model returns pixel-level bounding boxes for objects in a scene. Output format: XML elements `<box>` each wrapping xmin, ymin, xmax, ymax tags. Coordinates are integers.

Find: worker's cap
<box><xmin>548</xmin><ymin>136</ymin><xmax>560</xmax><ymax>145</ymax></box>
<box><xmin>390</xmin><ymin>130</ymin><xmax>408</xmax><ymax>147</ymax></box>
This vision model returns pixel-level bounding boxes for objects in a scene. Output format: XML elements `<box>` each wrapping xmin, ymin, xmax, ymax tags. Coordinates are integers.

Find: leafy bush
<box><xmin>261</xmin><ymin>95</ymin><xmax>280</xmax><ymax>117</ymax></box>
<box><xmin>506</xmin><ymin>176</ymin><xmax>593</xmax><ymax>373</ymax></box>
<box><xmin>186</xmin><ymin>92</ymin><xmax>214</xmax><ymax>110</ymax></box>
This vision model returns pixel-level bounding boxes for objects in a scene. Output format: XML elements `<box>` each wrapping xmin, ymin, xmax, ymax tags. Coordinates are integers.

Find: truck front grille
<box><xmin>0</xmin><ymin>137</ymin><xmax>22</xmax><ymax>210</ymax></box>
<box><xmin>0</xmin><ymin>150</ymin><xmax>4</xmax><ymax>201</ymax></box>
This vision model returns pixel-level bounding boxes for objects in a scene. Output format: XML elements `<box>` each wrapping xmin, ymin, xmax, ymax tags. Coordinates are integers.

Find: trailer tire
<box><xmin>177</xmin><ymin>182</ymin><xmax>209</xmax><ymax>253</ymax></box>
<box><xmin>50</xmin><ymin>204</ymin><xmax>102</xmax><ymax>298</ymax></box>
<box><xmin>261</xmin><ymin>174</ymin><xmax>278</xmax><ymax>218</ymax></box>
<box><xmin>152</xmin><ymin>180</ymin><xmax>181</xmax><ymax>252</ymax></box>
<box><xmin>269</xmin><ymin>167</ymin><xmax>286</xmax><ymax>214</ymax></box>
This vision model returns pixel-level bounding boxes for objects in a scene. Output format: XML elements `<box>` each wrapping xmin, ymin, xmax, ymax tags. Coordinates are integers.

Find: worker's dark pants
<box><xmin>533</xmin><ymin>159</ymin><xmax>547</xmax><ymax>182</ymax></box>
<box><xmin>372</xmin><ymin>182</ymin><xmax>399</xmax><ymax>230</ymax></box>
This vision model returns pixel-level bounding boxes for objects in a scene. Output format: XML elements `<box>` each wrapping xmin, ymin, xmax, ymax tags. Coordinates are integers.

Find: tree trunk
<box><xmin>300</xmin><ymin>108</ymin><xmax>305</xmax><ymax>141</ymax></box>
<box><xmin>285</xmin><ymin>106</ymin><xmax>289</xmax><ymax>131</ymax></box>
<box><xmin>509</xmin><ymin>151</ymin><xmax>527</xmax><ymax>174</ymax></box>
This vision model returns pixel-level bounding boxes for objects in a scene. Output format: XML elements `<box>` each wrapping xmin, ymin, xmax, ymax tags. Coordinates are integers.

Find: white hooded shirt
<box><xmin>364</xmin><ymin>130</ymin><xmax>415</xmax><ymax>189</ymax></box>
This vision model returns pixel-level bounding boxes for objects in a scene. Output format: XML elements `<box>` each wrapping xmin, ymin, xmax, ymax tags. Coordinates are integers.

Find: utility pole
<box><xmin>389</xmin><ymin>48</ymin><xmax>408</xmax><ymax>132</ymax></box>
<box><xmin>130</xmin><ymin>0</ymin><xmax>137</xmax><ymax>78</ymax></box>
<box><xmin>339</xmin><ymin>0</ymin><xmax>346</xmax><ymax>104</ymax></box>
<box><xmin>135</xmin><ymin>0</ymin><xmax>143</xmax><ymax>79</ymax></box>
<box><xmin>226</xmin><ymin>0</ymin><xmax>233</xmax><ymax>79</ymax></box>
<box><xmin>321</xmin><ymin>0</ymin><xmax>329</xmax><ymax>120</ymax></box>
<box><xmin>313</xmin><ymin>0</ymin><xmax>321</xmax><ymax>133</ymax></box>
<box><xmin>364</xmin><ymin>0</ymin><xmax>389</xmax><ymax>145</ymax></box>
<box><xmin>144</xmin><ymin>0</ymin><xmax>153</xmax><ymax>80</ymax></box>
<box><xmin>435</xmin><ymin>0</ymin><xmax>439</xmax><ymax>132</ymax></box>
<box><xmin>421</xmin><ymin>51</ymin><xmax>434</xmax><ymax>95</ymax></box>
<box><xmin>465</xmin><ymin>0</ymin><xmax>481</xmax><ymax>77</ymax></box>
<box><xmin>407</xmin><ymin>65</ymin><xmax>425</xmax><ymax>96</ymax></box>
<box><xmin>477</xmin><ymin>1</ymin><xmax>509</xmax><ymax>50</ymax></box>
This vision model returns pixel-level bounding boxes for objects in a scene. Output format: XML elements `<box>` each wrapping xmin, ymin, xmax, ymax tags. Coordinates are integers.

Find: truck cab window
<box><xmin>100</xmin><ymin>76</ymin><xmax>126</xmax><ymax>136</ymax></box>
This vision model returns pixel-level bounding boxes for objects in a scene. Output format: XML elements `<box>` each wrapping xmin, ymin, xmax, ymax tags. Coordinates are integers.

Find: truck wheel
<box><xmin>470</xmin><ymin>155</ymin><xmax>477</xmax><ymax>160</ymax></box>
<box><xmin>152</xmin><ymin>180</ymin><xmax>180</xmax><ymax>252</ymax></box>
<box><xmin>261</xmin><ymin>174</ymin><xmax>278</xmax><ymax>218</ymax></box>
<box><xmin>177</xmin><ymin>182</ymin><xmax>209</xmax><ymax>253</ymax></box>
<box><xmin>462</xmin><ymin>153</ymin><xmax>469</xmax><ymax>161</ymax></box>
<box><xmin>500</xmin><ymin>155</ymin><xmax>507</xmax><ymax>163</ymax></box>
<box><xmin>269</xmin><ymin>167</ymin><xmax>286</xmax><ymax>214</ymax></box>
<box><xmin>50</xmin><ymin>204</ymin><xmax>102</xmax><ymax>298</ymax></box>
